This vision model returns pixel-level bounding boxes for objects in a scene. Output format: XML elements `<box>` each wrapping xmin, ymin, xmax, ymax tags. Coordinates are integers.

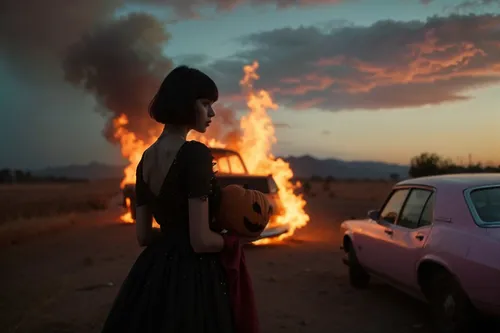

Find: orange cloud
<box><xmin>277</xmin><ymin>74</ymin><xmax>335</xmax><ymax>95</ymax></box>
<box><xmin>207</xmin><ymin>14</ymin><xmax>500</xmax><ymax>110</ymax></box>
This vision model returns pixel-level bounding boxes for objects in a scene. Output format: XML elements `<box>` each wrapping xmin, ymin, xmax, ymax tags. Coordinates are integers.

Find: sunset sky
<box><xmin>1</xmin><ymin>0</ymin><xmax>500</xmax><ymax>169</ymax></box>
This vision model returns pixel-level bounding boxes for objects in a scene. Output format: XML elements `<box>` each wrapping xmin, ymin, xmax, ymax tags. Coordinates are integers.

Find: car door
<box><xmin>357</xmin><ymin>188</ymin><xmax>410</xmax><ymax>273</ymax></box>
<box><xmin>387</xmin><ymin>188</ymin><xmax>435</xmax><ymax>288</ymax></box>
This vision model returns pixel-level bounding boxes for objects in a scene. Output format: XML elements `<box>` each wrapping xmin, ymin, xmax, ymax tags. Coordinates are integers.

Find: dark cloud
<box><xmin>205</xmin><ymin>14</ymin><xmax>500</xmax><ymax>111</ymax></box>
<box><xmin>1</xmin><ymin>0</ymin><xmax>499</xmax><ymax>163</ymax></box>
<box><xmin>142</xmin><ymin>0</ymin><xmax>344</xmax><ymax>17</ymax></box>
<box><xmin>0</xmin><ymin>1</ymin><xmax>121</xmax><ymax>82</ymax></box>
<box><xmin>0</xmin><ymin>0</ymin><xmax>347</xmax><ymax>149</ymax></box>
<box><xmin>0</xmin><ymin>0</ymin><xmax>348</xmax><ymax>66</ymax></box>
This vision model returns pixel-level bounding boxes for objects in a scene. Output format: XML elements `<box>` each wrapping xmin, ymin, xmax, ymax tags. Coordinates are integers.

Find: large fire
<box><xmin>114</xmin><ymin>61</ymin><xmax>309</xmax><ymax>244</ymax></box>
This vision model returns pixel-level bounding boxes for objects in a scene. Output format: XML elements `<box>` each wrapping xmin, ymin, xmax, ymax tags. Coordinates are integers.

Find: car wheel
<box><xmin>427</xmin><ymin>270</ymin><xmax>475</xmax><ymax>333</ymax></box>
<box><xmin>347</xmin><ymin>245</ymin><xmax>370</xmax><ymax>289</ymax></box>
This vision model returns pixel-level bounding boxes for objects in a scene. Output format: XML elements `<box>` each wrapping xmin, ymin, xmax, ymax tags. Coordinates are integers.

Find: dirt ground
<box><xmin>0</xmin><ymin>181</ymin><xmax>492</xmax><ymax>333</ymax></box>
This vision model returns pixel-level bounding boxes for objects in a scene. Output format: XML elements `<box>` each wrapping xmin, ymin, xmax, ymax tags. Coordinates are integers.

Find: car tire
<box><xmin>427</xmin><ymin>270</ymin><xmax>475</xmax><ymax>333</ymax></box>
<box><xmin>347</xmin><ymin>245</ymin><xmax>370</xmax><ymax>289</ymax></box>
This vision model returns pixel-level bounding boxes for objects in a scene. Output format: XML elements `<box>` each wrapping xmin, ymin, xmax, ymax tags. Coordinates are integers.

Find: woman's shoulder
<box><xmin>185</xmin><ymin>140</ymin><xmax>209</xmax><ymax>149</ymax></box>
<box><xmin>182</xmin><ymin>140</ymin><xmax>212</xmax><ymax>156</ymax></box>
<box><xmin>174</xmin><ymin>140</ymin><xmax>213</xmax><ymax>166</ymax></box>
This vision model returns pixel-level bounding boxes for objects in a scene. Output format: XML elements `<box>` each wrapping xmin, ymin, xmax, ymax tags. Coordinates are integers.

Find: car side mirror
<box><xmin>368</xmin><ymin>210</ymin><xmax>380</xmax><ymax>221</ymax></box>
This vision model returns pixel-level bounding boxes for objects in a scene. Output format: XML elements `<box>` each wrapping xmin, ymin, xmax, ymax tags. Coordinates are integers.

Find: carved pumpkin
<box><xmin>216</xmin><ymin>184</ymin><xmax>273</xmax><ymax>237</ymax></box>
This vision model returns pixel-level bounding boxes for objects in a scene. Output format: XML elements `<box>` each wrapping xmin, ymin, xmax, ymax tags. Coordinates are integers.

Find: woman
<box><xmin>100</xmin><ymin>66</ymin><xmax>255</xmax><ymax>333</ymax></box>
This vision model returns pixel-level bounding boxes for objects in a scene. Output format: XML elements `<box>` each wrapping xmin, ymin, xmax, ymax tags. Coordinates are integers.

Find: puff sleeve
<box><xmin>135</xmin><ymin>159</ymin><xmax>155</xmax><ymax>207</ymax></box>
<box><xmin>184</xmin><ymin>141</ymin><xmax>215</xmax><ymax>200</ymax></box>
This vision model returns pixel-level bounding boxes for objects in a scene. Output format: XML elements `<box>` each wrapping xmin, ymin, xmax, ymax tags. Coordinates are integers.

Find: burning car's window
<box><xmin>217</xmin><ymin>157</ymin><xmax>231</xmax><ymax>174</ymax></box>
<box><xmin>228</xmin><ymin>155</ymin><xmax>246</xmax><ymax>174</ymax></box>
<box><xmin>379</xmin><ymin>189</ymin><xmax>409</xmax><ymax>224</ymax></box>
<box><xmin>469</xmin><ymin>187</ymin><xmax>500</xmax><ymax>224</ymax></box>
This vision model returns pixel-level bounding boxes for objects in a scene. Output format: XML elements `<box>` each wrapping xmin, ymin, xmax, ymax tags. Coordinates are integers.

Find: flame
<box><xmin>121</xmin><ymin>198</ymin><xmax>134</xmax><ymax>223</ymax></box>
<box><xmin>114</xmin><ymin>61</ymin><xmax>309</xmax><ymax>243</ymax></box>
<box><xmin>237</xmin><ymin>61</ymin><xmax>309</xmax><ymax>244</ymax></box>
<box><xmin>113</xmin><ymin>115</ymin><xmax>156</xmax><ymax>189</ymax></box>
<box><xmin>113</xmin><ymin>115</ymin><xmax>154</xmax><ymax>223</ymax></box>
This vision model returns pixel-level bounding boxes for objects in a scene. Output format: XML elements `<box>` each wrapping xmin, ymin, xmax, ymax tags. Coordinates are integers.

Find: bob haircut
<box><xmin>149</xmin><ymin>65</ymin><xmax>219</xmax><ymax>125</ymax></box>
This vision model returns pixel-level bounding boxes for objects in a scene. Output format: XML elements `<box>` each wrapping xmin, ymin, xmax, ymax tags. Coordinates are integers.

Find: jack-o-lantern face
<box><xmin>216</xmin><ymin>184</ymin><xmax>273</xmax><ymax>237</ymax></box>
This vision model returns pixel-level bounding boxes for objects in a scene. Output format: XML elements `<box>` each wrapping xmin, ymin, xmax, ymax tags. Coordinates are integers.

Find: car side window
<box><xmin>217</xmin><ymin>157</ymin><xmax>230</xmax><ymax>174</ymax></box>
<box><xmin>419</xmin><ymin>192</ymin><xmax>435</xmax><ymax>227</ymax></box>
<box><xmin>379</xmin><ymin>189</ymin><xmax>409</xmax><ymax>224</ymax></box>
<box><xmin>398</xmin><ymin>189</ymin><xmax>433</xmax><ymax>229</ymax></box>
<box><xmin>228</xmin><ymin>155</ymin><xmax>246</xmax><ymax>174</ymax></box>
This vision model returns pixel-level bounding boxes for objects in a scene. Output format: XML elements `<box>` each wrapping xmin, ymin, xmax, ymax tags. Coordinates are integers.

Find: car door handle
<box><xmin>415</xmin><ymin>234</ymin><xmax>424</xmax><ymax>241</ymax></box>
<box><xmin>384</xmin><ymin>229</ymin><xmax>393</xmax><ymax>235</ymax></box>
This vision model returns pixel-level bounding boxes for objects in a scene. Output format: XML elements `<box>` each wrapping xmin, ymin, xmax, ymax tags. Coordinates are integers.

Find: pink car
<box><xmin>340</xmin><ymin>174</ymin><xmax>500</xmax><ymax>332</ymax></box>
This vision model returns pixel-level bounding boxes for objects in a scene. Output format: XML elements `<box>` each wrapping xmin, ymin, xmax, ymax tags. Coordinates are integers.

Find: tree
<box><xmin>409</xmin><ymin>152</ymin><xmax>500</xmax><ymax>178</ymax></box>
<box><xmin>409</xmin><ymin>152</ymin><xmax>454</xmax><ymax>178</ymax></box>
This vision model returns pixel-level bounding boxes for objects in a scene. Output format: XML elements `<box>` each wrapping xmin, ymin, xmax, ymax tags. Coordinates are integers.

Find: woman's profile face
<box><xmin>193</xmin><ymin>98</ymin><xmax>216</xmax><ymax>133</ymax></box>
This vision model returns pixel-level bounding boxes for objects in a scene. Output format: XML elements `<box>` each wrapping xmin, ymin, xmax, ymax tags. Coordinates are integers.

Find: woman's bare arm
<box><xmin>188</xmin><ymin>198</ymin><xmax>224</xmax><ymax>253</ymax></box>
<box><xmin>136</xmin><ymin>205</ymin><xmax>162</xmax><ymax>247</ymax></box>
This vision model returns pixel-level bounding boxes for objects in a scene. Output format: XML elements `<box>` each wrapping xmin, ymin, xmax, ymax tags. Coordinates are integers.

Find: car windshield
<box><xmin>211</xmin><ymin>150</ymin><xmax>247</xmax><ymax>175</ymax></box>
<box><xmin>469</xmin><ymin>186</ymin><xmax>500</xmax><ymax>224</ymax></box>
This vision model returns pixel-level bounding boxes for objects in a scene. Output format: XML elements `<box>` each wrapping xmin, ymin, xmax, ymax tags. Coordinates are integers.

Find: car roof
<box><xmin>396</xmin><ymin>173</ymin><xmax>500</xmax><ymax>190</ymax></box>
<box><xmin>209</xmin><ymin>147</ymin><xmax>240</xmax><ymax>156</ymax></box>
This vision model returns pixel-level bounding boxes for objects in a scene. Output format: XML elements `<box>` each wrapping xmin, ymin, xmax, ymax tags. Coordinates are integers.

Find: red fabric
<box><xmin>220</xmin><ymin>234</ymin><xmax>260</xmax><ymax>333</ymax></box>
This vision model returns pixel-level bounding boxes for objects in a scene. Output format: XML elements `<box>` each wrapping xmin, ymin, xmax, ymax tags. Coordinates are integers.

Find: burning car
<box><xmin>117</xmin><ymin>62</ymin><xmax>309</xmax><ymax>244</ymax></box>
<box><xmin>122</xmin><ymin>147</ymin><xmax>289</xmax><ymax>240</ymax></box>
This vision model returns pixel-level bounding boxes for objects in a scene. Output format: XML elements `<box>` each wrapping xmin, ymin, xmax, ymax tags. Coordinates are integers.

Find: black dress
<box><xmin>101</xmin><ymin>140</ymin><xmax>234</xmax><ymax>333</ymax></box>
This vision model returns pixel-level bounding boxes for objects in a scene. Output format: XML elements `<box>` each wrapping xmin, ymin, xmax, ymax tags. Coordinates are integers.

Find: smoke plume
<box><xmin>0</xmin><ymin>1</ymin><xmax>175</xmax><ymax>144</ymax></box>
<box><xmin>0</xmin><ymin>1</ymin><xmax>121</xmax><ymax>82</ymax></box>
<box><xmin>63</xmin><ymin>13</ymin><xmax>172</xmax><ymax>143</ymax></box>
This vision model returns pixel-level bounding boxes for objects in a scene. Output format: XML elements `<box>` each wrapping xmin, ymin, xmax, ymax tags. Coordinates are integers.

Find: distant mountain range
<box><xmin>284</xmin><ymin>155</ymin><xmax>408</xmax><ymax>180</ymax></box>
<box><xmin>31</xmin><ymin>156</ymin><xmax>409</xmax><ymax>180</ymax></box>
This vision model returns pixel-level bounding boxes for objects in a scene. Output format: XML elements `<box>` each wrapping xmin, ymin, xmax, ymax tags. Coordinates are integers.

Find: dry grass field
<box><xmin>0</xmin><ymin>179</ymin><xmax>122</xmax><ymax>247</ymax></box>
<box><xmin>1</xmin><ymin>179</ymin><xmax>497</xmax><ymax>333</ymax></box>
<box><xmin>0</xmin><ymin>179</ymin><xmax>121</xmax><ymax>223</ymax></box>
